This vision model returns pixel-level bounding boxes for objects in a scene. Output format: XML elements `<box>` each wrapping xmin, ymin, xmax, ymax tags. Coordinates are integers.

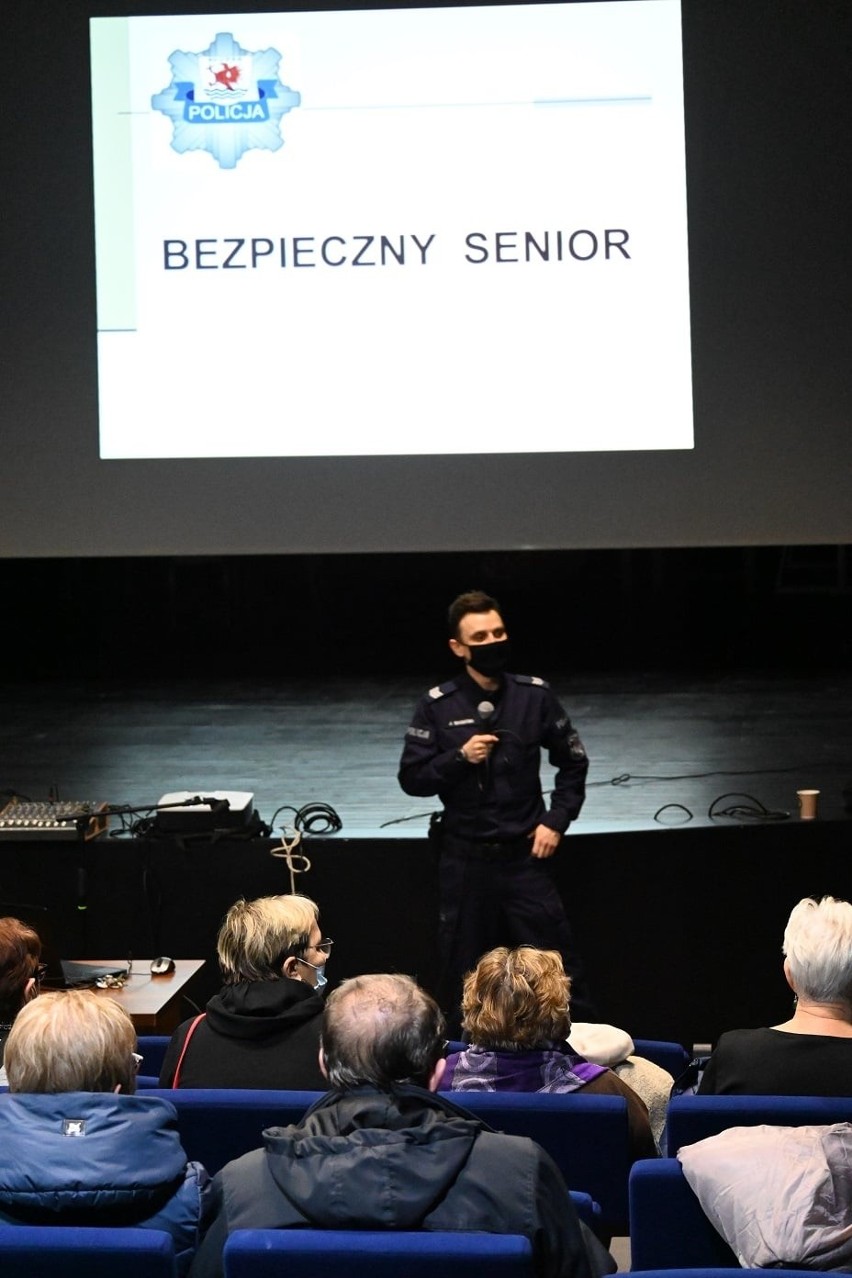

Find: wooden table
<box><xmin>78</xmin><ymin>958</ymin><xmax>205</xmax><ymax>1033</ymax></box>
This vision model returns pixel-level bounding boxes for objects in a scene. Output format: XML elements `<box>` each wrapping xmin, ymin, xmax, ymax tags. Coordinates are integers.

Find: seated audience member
<box><xmin>567</xmin><ymin>1021</ymin><xmax>674</xmax><ymax>1152</ymax></box>
<box><xmin>159</xmin><ymin>893</ymin><xmax>329</xmax><ymax>1089</ymax></box>
<box><xmin>0</xmin><ymin>916</ymin><xmax>43</xmax><ymax>1087</ymax></box>
<box><xmin>187</xmin><ymin>972</ymin><xmax>616</xmax><ymax>1278</ymax></box>
<box><xmin>443</xmin><ymin>946</ymin><xmax>657</xmax><ymax>1161</ymax></box>
<box><xmin>700</xmin><ymin>894</ymin><xmax>852</xmax><ymax>1095</ymax></box>
<box><xmin>0</xmin><ymin>990</ymin><xmax>210</xmax><ymax>1272</ymax></box>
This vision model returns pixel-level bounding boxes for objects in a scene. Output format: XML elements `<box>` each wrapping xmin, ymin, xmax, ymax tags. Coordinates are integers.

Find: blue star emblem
<box><xmin>152</xmin><ymin>31</ymin><xmax>300</xmax><ymax>169</ymax></box>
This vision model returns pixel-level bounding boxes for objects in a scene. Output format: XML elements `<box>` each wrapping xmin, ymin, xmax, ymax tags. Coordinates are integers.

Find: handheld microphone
<box><xmin>477</xmin><ymin>700</ymin><xmax>496</xmax><ymax>728</ymax></box>
<box><xmin>476</xmin><ymin>701</ymin><xmax>497</xmax><ymax>785</ymax></box>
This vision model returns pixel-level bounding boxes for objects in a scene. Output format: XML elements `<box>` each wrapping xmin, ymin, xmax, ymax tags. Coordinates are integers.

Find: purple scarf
<box><xmin>443</xmin><ymin>1042</ymin><xmax>608</xmax><ymax>1093</ymax></box>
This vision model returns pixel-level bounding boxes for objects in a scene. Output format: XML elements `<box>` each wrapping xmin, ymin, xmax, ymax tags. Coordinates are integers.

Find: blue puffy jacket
<box><xmin>0</xmin><ymin>1091</ymin><xmax>211</xmax><ymax>1273</ymax></box>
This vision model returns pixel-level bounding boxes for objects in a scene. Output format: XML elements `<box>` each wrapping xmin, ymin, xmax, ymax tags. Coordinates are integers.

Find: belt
<box><xmin>441</xmin><ymin>835</ymin><xmax>532</xmax><ymax>862</ymax></box>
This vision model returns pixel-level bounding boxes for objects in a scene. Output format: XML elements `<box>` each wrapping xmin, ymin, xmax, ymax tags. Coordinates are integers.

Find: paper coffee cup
<box><xmin>797</xmin><ymin>789</ymin><xmax>820</xmax><ymax>820</ymax></box>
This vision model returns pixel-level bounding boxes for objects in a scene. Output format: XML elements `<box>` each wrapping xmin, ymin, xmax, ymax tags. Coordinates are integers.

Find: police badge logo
<box><xmin>151</xmin><ymin>31</ymin><xmax>300</xmax><ymax>169</ymax></box>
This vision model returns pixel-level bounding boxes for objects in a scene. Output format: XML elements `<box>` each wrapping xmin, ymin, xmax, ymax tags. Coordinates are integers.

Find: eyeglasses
<box><xmin>33</xmin><ymin>963</ymin><xmax>48</xmax><ymax>985</ymax></box>
<box><xmin>131</xmin><ymin>1052</ymin><xmax>143</xmax><ymax>1073</ymax></box>
<box><xmin>276</xmin><ymin>939</ymin><xmax>334</xmax><ymax>971</ymax></box>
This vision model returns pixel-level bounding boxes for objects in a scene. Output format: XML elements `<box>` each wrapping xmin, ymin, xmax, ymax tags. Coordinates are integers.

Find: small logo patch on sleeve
<box><xmin>406</xmin><ymin>726</ymin><xmax>431</xmax><ymax>741</ymax></box>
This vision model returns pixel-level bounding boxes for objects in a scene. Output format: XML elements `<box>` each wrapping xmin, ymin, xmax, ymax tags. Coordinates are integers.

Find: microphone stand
<box><xmin>63</xmin><ymin>795</ymin><xmax>231</xmax><ymax>837</ymax></box>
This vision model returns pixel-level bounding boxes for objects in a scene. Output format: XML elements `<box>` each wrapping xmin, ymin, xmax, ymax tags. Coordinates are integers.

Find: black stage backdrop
<box><xmin>2</xmin><ymin>818</ymin><xmax>848</xmax><ymax>1050</ymax></box>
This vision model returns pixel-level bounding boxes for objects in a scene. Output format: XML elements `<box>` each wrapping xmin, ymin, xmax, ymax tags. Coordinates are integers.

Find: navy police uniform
<box><xmin>399</xmin><ymin>668</ymin><xmax>592</xmax><ymax>1030</ymax></box>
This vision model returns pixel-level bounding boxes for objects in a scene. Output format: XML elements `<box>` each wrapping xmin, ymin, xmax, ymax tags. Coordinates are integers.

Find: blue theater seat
<box><xmin>141</xmin><ymin>1088</ymin><xmax>607</xmax><ymax>1235</ymax></box>
<box><xmin>0</xmin><ymin>1225</ymin><xmax>176</xmax><ymax>1277</ymax></box>
<box><xmin>135</xmin><ymin>1035</ymin><xmax>171</xmax><ymax>1080</ymax></box>
<box><xmin>223</xmin><ymin>1229</ymin><xmax>533</xmax><ymax>1278</ymax></box>
<box><xmin>632</xmin><ymin>1038</ymin><xmax>691</xmax><ymax>1080</ymax></box>
<box><xmin>441</xmin><ymin>1089</ymin><xmax>632</xmax><ymax>1237</ymax></box>
<box><xmin>629</xmin><ymin>1159</ymin><xmax>737</xmax><ymax>1270</ymax></box>
<box><xmin>142</xmin><ymin>1088</ymin><xmax>323</xmax><ymax>1174</ymax></box>
<box><xmin>666</xmin><ymin>1092</ymin><xmax>852</xmax><ymax>1154</ymax></box>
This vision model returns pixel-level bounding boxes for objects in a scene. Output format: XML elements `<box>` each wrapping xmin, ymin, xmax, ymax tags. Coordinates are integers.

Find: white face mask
<box><xmin>297</xmin><ymin>955</ymin><xmax>328</xmax><ymax>989</ymax></box>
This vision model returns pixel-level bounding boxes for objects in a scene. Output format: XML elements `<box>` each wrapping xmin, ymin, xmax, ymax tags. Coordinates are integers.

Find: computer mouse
<box><xmin>150</xmin><ymin>956</ymin><xmax>176</xmax><ymax>975</ymax></box>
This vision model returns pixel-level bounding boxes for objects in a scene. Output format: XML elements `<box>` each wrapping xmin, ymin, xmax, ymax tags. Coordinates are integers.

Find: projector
<box><xmin>153</xmin><ymin>790</ymin><xmax>256</xmax><ymax>834</ymax></box>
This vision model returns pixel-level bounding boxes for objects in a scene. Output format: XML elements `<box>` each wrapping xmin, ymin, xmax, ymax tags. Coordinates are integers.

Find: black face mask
<box><xmin>466</xmin><ymin>639</ymin><xmax>511</xmax><ymax>677</ymax></box>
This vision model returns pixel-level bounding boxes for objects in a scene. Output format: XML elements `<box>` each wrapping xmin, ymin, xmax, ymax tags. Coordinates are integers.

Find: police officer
<box><xmin>398</xmin><ymin>589</ymin><xmax>594</xmax><ymax>1033</ymax></box>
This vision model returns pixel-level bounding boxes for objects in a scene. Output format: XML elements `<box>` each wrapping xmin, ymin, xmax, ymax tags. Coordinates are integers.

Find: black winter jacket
<box><xmin>188</xmin><ymin>1084</ymin><xmax>614</xmax><ymax>1278</ymax></box>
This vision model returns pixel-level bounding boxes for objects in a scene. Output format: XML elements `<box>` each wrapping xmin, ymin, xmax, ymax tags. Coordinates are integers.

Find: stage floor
<box><xmin>1</xmin><ymin>669</ymin><xmax>849</xmax><ymax>839</ymax></box>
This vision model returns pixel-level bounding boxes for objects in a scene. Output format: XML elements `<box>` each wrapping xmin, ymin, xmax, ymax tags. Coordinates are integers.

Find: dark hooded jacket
<box><xmin>159</xmin><ymin>977</ymin><xmax>326</xmax><ymax>1089</ymax></box>
<box><xmin>187</xmin><ymin>1085</ymin><xmax>613</xmax><ymax>1278</ymax></box>
<box><xmin>0</xmin><ymin>1092</ymin><xmax>210</xmax><ymax>1274</ymax></box>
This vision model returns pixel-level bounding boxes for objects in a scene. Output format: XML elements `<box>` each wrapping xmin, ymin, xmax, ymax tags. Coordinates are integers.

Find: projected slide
<box><xmin>90</xmin><ymin>1</ymin><xmax>692</xmax><ymax>459</ymax></box>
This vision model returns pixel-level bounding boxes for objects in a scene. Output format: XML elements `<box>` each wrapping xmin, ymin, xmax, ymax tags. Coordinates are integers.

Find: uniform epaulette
<box><xmin>513</xmin><ymin>673</ymin><xmax>550</xmax><ymax>688</ymax></box>
<box><xmin>428</xmin><ymin>679</ymin><xmax>459</xmax><ymax>700</ymax></box>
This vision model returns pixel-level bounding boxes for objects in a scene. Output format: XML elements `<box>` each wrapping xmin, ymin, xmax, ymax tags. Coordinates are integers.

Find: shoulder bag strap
<box><xmin>171</xmin><ymin>1012</ymin><xmax>206</xmax><ymax>1088</ymax></box>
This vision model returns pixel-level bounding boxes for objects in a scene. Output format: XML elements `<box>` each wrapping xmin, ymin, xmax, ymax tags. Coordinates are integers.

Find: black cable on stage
<box><xmin>653</xmin><ymin>802</ymin><xmax>694</xmax><ymax>824</ymax></box>
<box><xmin>380</xmin><ymin>810</ymin><xmax>437</xmax><ymax>829</ymax></box>
<box><xmin>708</xmin><ymin>792</ymin><xmax>790</xmax><ymax>822</ymax></box>
<box><xmin>268</xmin><ymin>802</ymin><xmax>342</xmax><ymax>835</ymax></box>
<box><xmin>588</xmin><ymin>763</ymin><xmax>817</xmax><ymax>788</ymax></box>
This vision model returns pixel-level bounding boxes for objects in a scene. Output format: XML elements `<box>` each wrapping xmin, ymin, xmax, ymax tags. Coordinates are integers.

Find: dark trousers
<box><xmin>435</xmin><ymin>836</ymin><xmax>597</xmax><ymax>1037</ymax></box>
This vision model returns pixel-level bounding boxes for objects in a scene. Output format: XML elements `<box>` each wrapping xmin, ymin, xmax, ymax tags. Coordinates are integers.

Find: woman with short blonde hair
<box><xmin>159</xmin><ymin>893</ymin><xmax>332</xmax><ymax>1090</ymax></box>
<box><xmin>6</xmin><ymin>989</ymin><xmax>136</xmax><ymax>1094</ymax></box>
<box><xmin>0</xmin><ymin>988</ymin><xmax>209</xmax><ymax>1272</ymax></box>
<box><xmin>217</xmin><ymin>894</ymin><xmax>319</xmax><ymax>983</ymax></box>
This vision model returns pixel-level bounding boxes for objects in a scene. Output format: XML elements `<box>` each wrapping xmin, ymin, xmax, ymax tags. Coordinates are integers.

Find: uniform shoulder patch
<box><xmin>514</xmin><ymin>673</ymin><xmax>550</xmax><ymax>688</ymax></box>
<box><xmin>406</xmin><ymin>726</ymin><xmax>432</xmax><ymax>741</ymax></box>
<box><xmin>428</xmin><ymin>679</ymin><xmax>458</xmax><ymax>700</ymax></box>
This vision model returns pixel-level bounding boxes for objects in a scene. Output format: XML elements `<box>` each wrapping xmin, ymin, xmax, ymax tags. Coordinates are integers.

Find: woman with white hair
<box><xmin>159</xmin><ymin>893</ymin><xmax>331</xmax><ymax>1089</ymax></box>
<box><xmin>0</xmin><ymin>990</ymin><xmax>209</xmax><ymax>1272</ymax></box>
<box><xmin>699</xmin><ymin>895</ymin><xmax>852</xmax><ymax>1094</ymax></box>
